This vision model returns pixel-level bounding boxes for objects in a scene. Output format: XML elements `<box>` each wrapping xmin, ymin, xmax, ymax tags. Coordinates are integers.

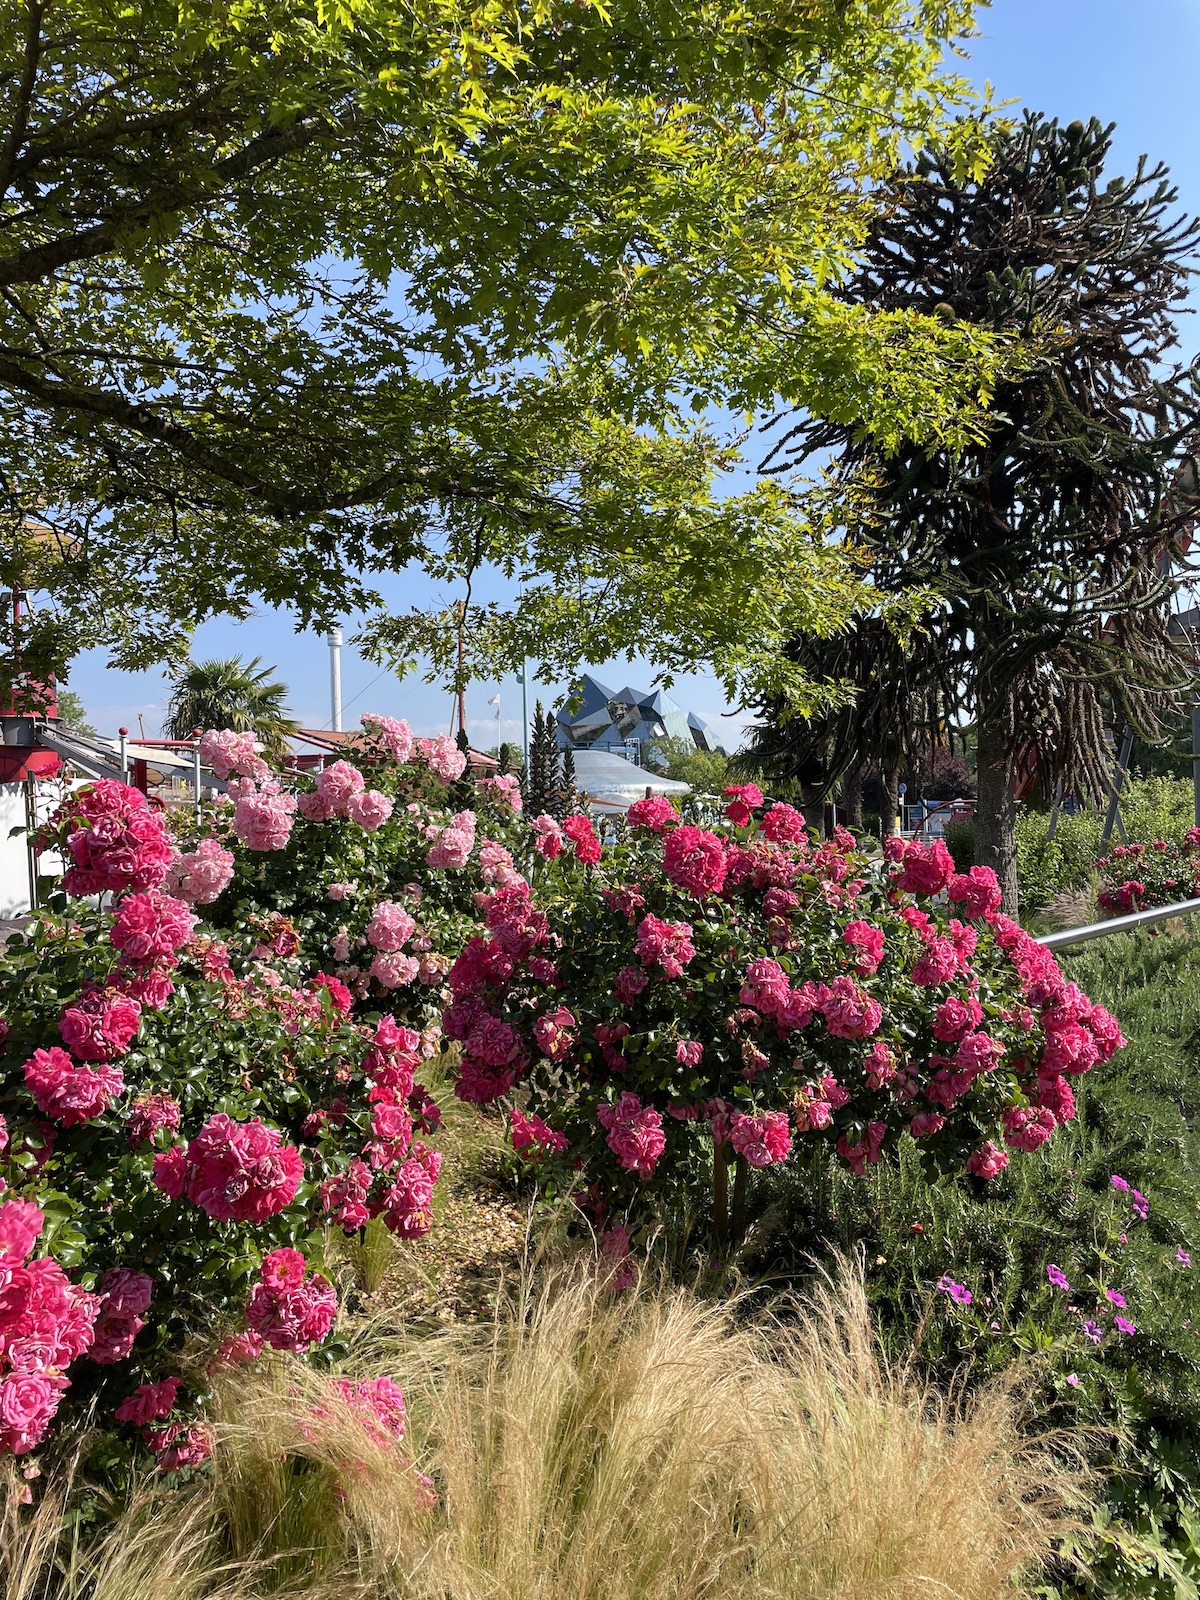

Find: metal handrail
<box><xmin>1035</xmin><ymin>896</ymin><xmax>1200</xmax><ymax>951</ymax></box>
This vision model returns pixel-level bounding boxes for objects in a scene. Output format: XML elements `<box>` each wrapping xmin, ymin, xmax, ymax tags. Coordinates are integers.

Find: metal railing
<box><xmin>1036</xmin><ymin>896</ymin><xmax>1200</xmax><ymax>951</ymax></box>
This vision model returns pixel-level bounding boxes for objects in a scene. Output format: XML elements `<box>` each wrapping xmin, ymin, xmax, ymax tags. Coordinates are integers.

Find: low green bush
<box><xmin>1014</xmin><ymin>808</ymin><xmax>1103</xmax><ymax>914</ymax></box>
<box><xmin>944</xmin><ymin>818</ymin><xmax>975</xmax><ymax>872</ymax></box>
<box><xmin>1119</xmin><ymin>774</ymin><xmax>1196</xmax><ymax>845</ymax></box>
<box><xmin>1015</xmin><ymin>779</ymin><xmax>1198</xmax><ymax>917</ymax></box>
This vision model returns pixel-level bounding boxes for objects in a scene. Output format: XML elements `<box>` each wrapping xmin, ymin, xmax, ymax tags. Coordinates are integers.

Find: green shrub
<box><xmin>944</xmin><ymin>818</ymin><xmax>975</xmax><ymax>872</ymax></box>
<box><xmin>1015</xmin><ymin>808</ymin><xmax>1103</xmax><ymax>913</ymax></box>
<box><xmin>1120</xmin><ymin>774</ymin><xmax>1196</xmax><ymax>844</ymax></box>
<box><xmin>1013</xmin><ymin>780</ymin><xmax>1198</xmax><ymax>917</ymax></box>
<box><xmin>860</xmin><ymin>810</ymin><xmax>883</xmax><ymax>841</ymax></box>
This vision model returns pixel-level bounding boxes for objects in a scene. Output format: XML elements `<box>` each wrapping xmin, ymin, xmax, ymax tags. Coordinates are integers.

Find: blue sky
<box><xmin>65</xmin><ymin>0</ymin><xmax>1199</xmax><ymax>748</ymax></box>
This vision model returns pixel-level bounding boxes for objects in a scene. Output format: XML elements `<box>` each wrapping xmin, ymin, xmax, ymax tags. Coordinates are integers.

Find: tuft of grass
<box><xmin>35</xmin><ymin>1262</ymin><xmax>1086</xmax><ymax>1600</ymax></box>
<box><xmin>0</xmin><ymin>1454</ymin><xmax>245</xmax><ymax>1600</ymax></box>
<box><xmin>338</xmin><ymin>1214</ymin><xmax>400</xmax><ymax>1296</ymax></box>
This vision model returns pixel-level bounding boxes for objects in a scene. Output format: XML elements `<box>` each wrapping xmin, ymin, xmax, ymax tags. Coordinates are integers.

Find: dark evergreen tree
<box><xmin>523</xmin><ymin>702</ymin><xmax>564</xmax><ymax>816</ymax></box>
<box><xmin>756</xmin><ymin>114</ymin><xmax>1200</xmax><ymax>909</ymax></box>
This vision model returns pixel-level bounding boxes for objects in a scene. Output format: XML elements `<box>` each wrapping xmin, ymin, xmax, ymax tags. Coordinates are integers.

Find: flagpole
<box><xmin>521</xmin><ymin>661</ymin><xmax>531</xmax><ymax>772</ymax></box>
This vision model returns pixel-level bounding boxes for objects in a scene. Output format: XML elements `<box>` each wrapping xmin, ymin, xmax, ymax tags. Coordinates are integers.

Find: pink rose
<box><xmin>597</xmin><ymin>1093</ymin><xmax>665</xmax><ymax>1178</ymax></box>
<box><xmin>365</xmin><ymin>901</ymin><xmax>416</xmax><ymax>953</ymax></box>
<box><xmin>59</xmin><ymin>989</ymin><xmax>142</xmax><ymax>1062</ymax></box>
<box><xmin>728</xmin><ymin>1110</ymin><xmax>791</xmax><ymax>1168</ymax></box>
<box><xmin>626</xmin><ymin>795</ymin><xmax>677</xmax><ymax>833</ymax></box>
<box><xmin>346</xmin><ymin>789</ymin><xmax>394</xmax><ymax>831</ymax></box>
<box><xmin>532</xmin><ymin>814</ymin><xmax>565</xmax><ymax>858</ymax></box>
<box><xmin>164</xmin><ymin>837</ymin><xmax>236</xmax><ymax>905</ymax></box>
<box><xmin>24</xmin><ymin>1046</ymin><xmax>123</xmax><ymax>1125</ymax></box>
<box><xmin>842</xmin><ymin>920</ymin><xmax>885</xmax><ymax>974</ymax></box>
<box><xmin>634</xmin><ymin>915</ymin><xmax>695</xmax><ymax>978</ymax></box>
<box><xmin>562</xmin><ymin>813</ymin><xmax>602</xmax><ymax>865</ymax></box>
<box><xmin>110</xmin><ymin>891</ymin><xmax>196</xmax><ymax>962</ymax></box>
<box><xmin>662</xmin><ymin>825</ymin><xmax>727</xmax><ymax>898</ymax></box>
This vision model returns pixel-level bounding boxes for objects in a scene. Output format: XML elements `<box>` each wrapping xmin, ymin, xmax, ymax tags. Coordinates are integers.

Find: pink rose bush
<box><xmin>164</xmin><ymin>716</ymin><xmax>529</xmax><ymax>1031</ymax></box>
<box><xmin>443</xmin><ymin>813</ymin><xmax>1123</xmax><ymax>1251</ymax></box>
<box><xmin>0</xmin><ymin>1200</ymin><xmax>99</xmax><ymax>1454</ymax></box>
<box><xmin>1097</xmin><ymin>831</ymin><xmax>1200</xmax><ymax>916</ymax></box>
<box><xmin>0</xmin><ymin>775</ymin><xmax>451</xmax><ymax>1466</ymax></box>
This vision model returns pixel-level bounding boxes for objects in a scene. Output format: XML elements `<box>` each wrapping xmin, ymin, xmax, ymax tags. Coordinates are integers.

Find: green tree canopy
<box><xmin>644</xmin><ymin>734</ymin><xmax>730</xmax><ymax>794</ymax></box>
<box><xmin>0</xmin><ymin>0</ymin><xmax>1007</xmax><ymax>707</ymax></box>
<box><xmin>52</xmin><ymin>686</ymin><xmax>95</xmax><ymax>738</ymax></box>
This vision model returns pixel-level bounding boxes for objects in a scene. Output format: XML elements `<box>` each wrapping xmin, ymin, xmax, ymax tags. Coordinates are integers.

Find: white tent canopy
<box><xmin>569</xmin><ymin>749</ymin><xmax>690</xmax><ymax>812</ymax></box>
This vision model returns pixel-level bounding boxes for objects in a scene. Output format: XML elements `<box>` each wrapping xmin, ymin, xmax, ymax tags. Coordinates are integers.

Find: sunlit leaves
<box><xmin>0</xmin><ymin>0</ymin><xmax>1007</xmax><ymax>700</ymax></box>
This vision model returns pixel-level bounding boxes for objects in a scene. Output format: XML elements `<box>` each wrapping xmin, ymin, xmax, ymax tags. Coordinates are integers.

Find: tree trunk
<box><xmin>883</xmin><ymin>763</ymin><xmax>900</xmax><ymax>838</ymax></box>
<box><xmin>842</xmin><ymin>763</ymin><xmax>865</xmax><ymax>829</ymax></box>
<box><xmin>712</xmin><ymin>1140</ymin><xmax>729</xmax><ymax>1254</ymax></box>
<box><xmin>730</xmin><ymin>1155</ymin><xmax>749</xmax><ymax>1245</ymax></box>
<box><xmin>801</xmin><ymin>784</ymin><xmax>825</xmax><ymax>839</ymax></box>
<box><xmin>974</xmin><ymin>718</ymin><xmax>1019</xmax><ymax>915</ymax></box>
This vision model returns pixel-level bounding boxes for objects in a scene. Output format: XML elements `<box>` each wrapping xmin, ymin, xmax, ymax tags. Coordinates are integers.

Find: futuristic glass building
<box><xmin>555</xmin><ymin>674</ymin><xmax>727</xmax><ymax>763</ymax></box>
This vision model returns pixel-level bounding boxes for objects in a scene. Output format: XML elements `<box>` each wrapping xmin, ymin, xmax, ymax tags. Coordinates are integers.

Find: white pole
<box><xmin>521</xmin><ymin>661</ymin><xmax>530</xmax><ymax>772</ymax></box>
<box><xmin>328</xmin><ymin>628</ymin><xmax>343</xmax><ymax>733</ymax></box>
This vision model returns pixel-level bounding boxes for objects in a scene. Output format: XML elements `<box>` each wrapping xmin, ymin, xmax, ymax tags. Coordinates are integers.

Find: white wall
<box><xmin>0</xmin><ymin>779</ymin><xmax>79</xmax><ymax>921</ymax></box>
<box><xmin>0</xmin><ymin>784</ymin><xmax>32</xmax><ymax>918</ymax></box>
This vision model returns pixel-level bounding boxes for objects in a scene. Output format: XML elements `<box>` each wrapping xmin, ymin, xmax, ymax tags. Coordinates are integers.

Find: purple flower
<box><xmin>1083</xmin><ymin>1320</ymin><xmax>1103</xmax><ymax>1344</ymax></box>
<box><xmin>1115</xmin><ymin>1316</ymin><xmax>1137</xmax><ymax>1336</ymax></box>
<box><xmin>1105</xmin><ymin>1289</ymin><xmax>1127</xmax><ymax>1308</ymax></box>
<box><xmin>1046</xmin><ymin>1264</ymin><xmax>1070</xmax><ymax>1292</ymax></box>
<box><xmin>1178</xmin><ymin>1247</ymin><xmax>1192</xmax><ymax>1267</ymax></box>
<box><xmin>1066</xmin><ymin>1373</ymin><xmax>1080</xmax><ymax>1387</ymax></box>
<box><xmin>1110</xmin><ymin>1174</ymin><xmax>1130</xmax><ymax>1193</ymax></box>
<box><xmin>936</xmin><ymin>1275</ymin><xmax>972</xmax><ymax>1306</ymax></box>
<box><xmin>1131</xmin><ymin>1190</ymin><xmax>1149</xmax><ymax>1221</ymax></box>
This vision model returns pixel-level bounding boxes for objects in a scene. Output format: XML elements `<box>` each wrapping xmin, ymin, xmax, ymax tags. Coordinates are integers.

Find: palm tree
<box><xmin>164</xmin><ymin>657</ymin><xmax>297</xmax><ymax>758</ymax></box>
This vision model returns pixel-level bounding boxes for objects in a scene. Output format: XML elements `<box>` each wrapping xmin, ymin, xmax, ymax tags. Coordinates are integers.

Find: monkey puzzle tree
<box><xmin>757</xmin><ymin>113</ymin><xmax>1200</xmax><ymax>910</ymax></box>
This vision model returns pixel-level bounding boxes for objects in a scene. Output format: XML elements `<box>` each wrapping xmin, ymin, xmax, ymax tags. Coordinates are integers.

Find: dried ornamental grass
<box><xmin>201</xmin><ymin>1261</ymin><xmax>1085</xmax><ymax>1599</ymax></box>
<box><xmin>1</xmin><ymin>1264</ymin><xmax>1088</xmax><ymax>1600</ymax></box>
